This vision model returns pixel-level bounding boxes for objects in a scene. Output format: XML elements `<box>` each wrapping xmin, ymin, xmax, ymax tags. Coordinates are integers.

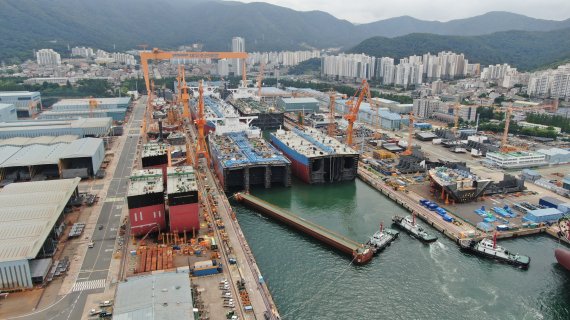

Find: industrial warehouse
<box><xmin>0</xmin><ymin>178</ymin><xmax>80</xmax><ymax>291</ymax></box>
<box><xmin>0</xmin><ymin>137</ymin><xmax>105</xmax><ymax>184</ymax></box>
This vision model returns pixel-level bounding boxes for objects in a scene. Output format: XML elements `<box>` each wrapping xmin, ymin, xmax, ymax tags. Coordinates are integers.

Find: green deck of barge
<box><xmin>237</xmin><ymin>192</ymin><xmax>364</xmax><ymax>253</ymax></box>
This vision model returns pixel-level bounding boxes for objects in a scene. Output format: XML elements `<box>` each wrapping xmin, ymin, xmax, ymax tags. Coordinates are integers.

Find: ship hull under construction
<box><xmin>270</xmin><ymin>135</ymin><xmax>358</xmax><ymax>184</ymax></box>
<box><xmin>210</xmin><ymin>145</ymin><xmax>291</xmax><ymax>192</ymax></box>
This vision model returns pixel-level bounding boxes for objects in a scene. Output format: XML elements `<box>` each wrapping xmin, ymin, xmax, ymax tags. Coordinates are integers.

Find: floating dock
<box><xmin>270</xmin><ymin>127</ymin><xmax>359</xmax><ymax>184</ymax></box>
<box><xmin>235</xmin><ymin>192</ymin><xmax>373</xmax><ymax>265</ymax></box>
<box><xmin>209</xmin><ymin>130</ymin><xmax>291</xmax><ymax>192</ymax></box>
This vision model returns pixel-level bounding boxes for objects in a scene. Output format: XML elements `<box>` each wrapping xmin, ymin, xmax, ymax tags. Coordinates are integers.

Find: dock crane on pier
<box><xmin>344</xmin><ymin>79</ymin><xmax>370</xmax><ymax>146</ymax></box>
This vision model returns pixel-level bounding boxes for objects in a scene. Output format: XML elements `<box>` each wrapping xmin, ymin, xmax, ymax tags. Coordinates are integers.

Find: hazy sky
<box><xmin>236</xmin><ymin>0</ymin><xmax>570</xmax><ymax>23</ymax></box>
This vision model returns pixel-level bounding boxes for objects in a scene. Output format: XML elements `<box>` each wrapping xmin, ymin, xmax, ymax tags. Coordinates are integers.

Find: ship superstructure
<box><xmin>270</xmin><ymin>127</ymin><xmax>359</xmax><ymax>184</ymax></box>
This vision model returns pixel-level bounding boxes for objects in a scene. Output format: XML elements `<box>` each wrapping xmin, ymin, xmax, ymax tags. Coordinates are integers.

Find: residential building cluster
<box><xmin>527</xmin><ymin>64</ymin><xmax>570</xmax><ymax>99</ymax></box>
<box><xmin>321</xmin><ymin>51</ymin><xmax>479</xmax><ymax>87</ymax></box>
<box><xmin>413</xmin><ymin>97</ymin><xmax>477</xmax><ymax>122</ymax></box>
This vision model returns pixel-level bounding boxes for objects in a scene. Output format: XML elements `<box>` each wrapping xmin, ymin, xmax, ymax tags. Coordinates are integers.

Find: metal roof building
<box><xmin>0</xmin><ymin>91</ymin><xmax>42</xmax><ymax>118</ymax></box>
<box><xmin>114</xmin><ymin>272</ymin><xmax>195</xmax><ymax>320</ymax></box>
<box><xmin>51</xmin><ymin>97</ymin><xmax>131</xmax><ymax>111</ymax></box>
<box><xmin>0</xmin><ymin>138</ymin><xmax>105</xmax><ymax>182</ymax></box>
<box><xmin>0</xmin><ymin>178</ymin><xmax>80</xmax><ymax>290</ymax></box>
<box><xmin>38</xmin><ymin>108</ymin><xmax>127</xmax><ymax>121</ymax></box>
<box><xmin>0</xmin><ymin>135</ymin><xmax>78</xmax><ymax>147</ymax></box>
<box><xmin>278</xmin><ymin>97</ymin><xmax>320</xmax><ymax>113</ymax></box>
<box><xmin>0</xmin><ymin>118</ymin><xmax>112</xmax><ymax>138</ymax></box>
<box><xmin>536</xmin><ymin>148</ymin><xmax>570</xmax><ymax>164</ymax></box>
<box><xmin>0</xmin><ymin>103</ymin><xmax>17</xmax><ymax>122</ymax></box>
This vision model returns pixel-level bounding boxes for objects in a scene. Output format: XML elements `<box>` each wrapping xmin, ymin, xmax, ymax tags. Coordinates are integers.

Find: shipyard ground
<box><xmin>358</xmin><ymin>124</ymin><xmax>569</xmax><ymax>245</ymax></box>
<box><xmin>1</xmin><ymin>96</ymin><xmax>146</xmax><ymax>320</ymax></box>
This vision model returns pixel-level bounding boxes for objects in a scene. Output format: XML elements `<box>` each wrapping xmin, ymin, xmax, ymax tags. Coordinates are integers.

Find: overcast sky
<box><xmin>235</xmin><ymin>0</ymin><xmax>570</xmax><ymax>23</ymax></box>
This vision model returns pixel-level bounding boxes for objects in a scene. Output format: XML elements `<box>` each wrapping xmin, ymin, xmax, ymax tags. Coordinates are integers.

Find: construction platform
<box><xmin>209</xmin><ymin>130</ymin><xmax>291</xmax><ymax>192</ymax></box>
<box><xmin>235</xmin><ymin>192</ymin><xmax>373</xmax><ymax>265</ymax></box>
<box><xmin>230</xmin><ymin>98</ymin><xmax>285</xmax><ymax>130</ymax></box>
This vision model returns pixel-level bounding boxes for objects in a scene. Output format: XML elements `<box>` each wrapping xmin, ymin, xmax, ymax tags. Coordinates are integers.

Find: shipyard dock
<box><xmin>235</xmin><ymin>192</ymin><xmax>374</xmax><ymax>264</ymax></box>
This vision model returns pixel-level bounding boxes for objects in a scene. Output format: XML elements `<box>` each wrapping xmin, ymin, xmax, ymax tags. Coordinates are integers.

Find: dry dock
<box><xmin>235</xmin><ymin>192</ymin><xmax>373</xmax><ymax>264</ymax></box>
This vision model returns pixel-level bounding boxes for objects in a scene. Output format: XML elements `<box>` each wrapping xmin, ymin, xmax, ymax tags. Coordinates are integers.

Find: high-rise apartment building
<box><xmin>36</xmin><ymin>49</ymin><xmax>61</xmax><ymax>66</ymax></box>
<box><xmin>232</xmin><ymin>37</ymin><xmax>245</xmax><ymax>77</ymax></box>
<box><xmin>321</xmin><ymin>54</ymin><xmax>376</xmax><ymax>80</ymax></box>
<box><xmin>71</xmin><ymin>47</ymin><xmax>94</xmax><ymax>58</ymax></box>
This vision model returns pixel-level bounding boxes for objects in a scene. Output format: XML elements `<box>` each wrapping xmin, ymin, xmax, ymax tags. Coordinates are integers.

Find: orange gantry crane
<box><xmin>195</xmin><ymin>80</ymin><xmax>209</xmax><ymax>163</ymax></box>
<box><xmin>344</xmin><ymin>79</ymin><xmax>370</xmax><ymax>146</ymax></box>
<box><xmin>139</xmin><ymin>48</ymin><xmax>248</xmax><ymax>96</ymax></box>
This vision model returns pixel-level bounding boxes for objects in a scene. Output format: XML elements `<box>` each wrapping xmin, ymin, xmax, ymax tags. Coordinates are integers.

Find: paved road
<box><xmin>15</xmin><ymin>98</ymin><xmax>146</xmax><ymax>320</ymax></box>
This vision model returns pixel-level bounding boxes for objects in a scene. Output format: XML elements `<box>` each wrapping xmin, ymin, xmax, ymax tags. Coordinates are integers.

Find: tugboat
<box><xmin>392</xmin><ymin>213</ymin><xmax>438</xmax><ymax>243</ymax></box>
<box><xmin>367</xmin><ymin>222</ymin><xmax>399</xmax><ymax>254</ymax></box>
<box><xmin>459</xmin><ymin>232</ymin><xmax>530</xmax><ymax>269</ymax></box>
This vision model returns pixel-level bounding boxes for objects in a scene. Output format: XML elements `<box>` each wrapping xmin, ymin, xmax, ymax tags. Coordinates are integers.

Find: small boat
<box><xmin>459</xmin><ymin>233</ymin><xmax>530</xmax><ymax>269</ymax></box>
<box><xmin>367</xmin><ymin>222</ymin><xmax>399</xmax><ymax>254</ymax></box>
<box><xmin>392</xmin><ymin>213</ymin><xmax>437</xmax><ymax>243</ymax></box>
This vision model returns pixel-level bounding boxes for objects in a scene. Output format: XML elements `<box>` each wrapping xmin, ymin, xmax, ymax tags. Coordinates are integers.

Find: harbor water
<box><xmin>233</xmin><ymin>179</ymin><xmax>570</xmax><ymax>320</ymax></box>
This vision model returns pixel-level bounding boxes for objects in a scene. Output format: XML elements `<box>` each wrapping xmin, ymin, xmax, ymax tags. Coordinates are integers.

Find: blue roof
<box><xmin>527</xmin><ymin>208</ymin><xmax>562</xmax><ymax>216</ymax></box>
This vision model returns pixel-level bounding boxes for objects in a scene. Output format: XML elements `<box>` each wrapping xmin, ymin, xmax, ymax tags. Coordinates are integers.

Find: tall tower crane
<box><xmin>328</xmin><ymin>90</ymin><xmax>336</xmax><ymax>137</ymax></box>
<box><xmin>452</xmin><ymin>103</ymin><xmax>461</xmax><ymax>135</ymax></box>
<box><xmin>500</xmin><ymin>104</ymin><xmax>514</xmax><ymax>152</ymax></box>
<box><xmin>402</xmin><ymin>112</ymin><xmax>415</xmax><ymax>156</ymax></box>
<box><xmin>195</xmin><ymin>80</ymin><xmax>210</xmax><ymax>164</ymax></box>
<box><xmin>344</xmin><ymin>79</ymin><xmax>370</xmax><ymax>146</ymax></box>
<box><xmin>179</xmin><ymin>67</ymin><xmax>191</xmax><ymax>120</ymax></box>
<box><xmin>257</xmin><ymin>61</ymin><xmax>265</xmax><ymax>98</ymax></box>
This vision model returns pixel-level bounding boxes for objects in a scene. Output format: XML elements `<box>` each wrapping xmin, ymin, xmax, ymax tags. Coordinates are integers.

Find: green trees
<box><xmin>525</xmin><ymin>113</ymin><xmax>570</xmax><ymax>133</ymax></box>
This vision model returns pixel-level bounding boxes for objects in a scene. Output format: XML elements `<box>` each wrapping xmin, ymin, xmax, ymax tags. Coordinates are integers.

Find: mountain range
<box><xmin>1</xmin><ymin>0</ymin><xmax>570</xmax><ymax>69</ymax></box>
<box><xmin>350</xmin><ymin>28</ymin><xmax>570</xmax><ymax>71</ymax></box>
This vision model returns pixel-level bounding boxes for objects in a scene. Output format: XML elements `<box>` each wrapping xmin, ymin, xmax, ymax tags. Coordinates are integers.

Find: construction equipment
<box><xmin>344</xmin><ymin>79</ymin><xmax>370</xmax><ymax>146</ymax></box>
<box><xmin>195</xmin><ymin>80</ymin><xmax>210</xmax><ymax>163</ymax></box>
<box><xmin>402</xmin><ymin>112</ymin><xmax>414</xmax><ymax>156</ymax></box>
<box><xmin>139</xmin><ymin>48</ymin><xmax>248</xmax><ymax>97</ymax></box>
<box><xmin>328</xmin><ymin>90</ymin><xmax>336</xmax><ymax>137</ymax></box>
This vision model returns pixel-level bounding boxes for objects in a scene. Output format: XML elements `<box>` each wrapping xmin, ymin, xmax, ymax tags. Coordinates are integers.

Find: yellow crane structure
<box><xmin>139</xmin><ymin>48</ymin><xmax>248</xmax><ymax>97</ymax></box>
<box><xmin>257</xmin><ymin>61</ymin><xmax>265</xmax><ymax>98</ymax></box>
<box><xmin>195</xmin><ymin>80</ymin><xmax>209</xmax><ymax>163</ymax></box>
<box><xmin>177</xmin><ymin>66</ymin><xmax>191</xmax><ymax>120</ymax></box>
<box><xmin>402</xmin><ymin>112</ymin><xmax>415</xmax><ymax>156</ymax></box>
<box><xmin>498</xmin><ymin>103</ymin><xmax>548</xmax><ymax>152</ymax></box>
<box><xmin>344</xmin><ymin>79</ymin><xmax>370</xmax><ymax>146</ymax></box>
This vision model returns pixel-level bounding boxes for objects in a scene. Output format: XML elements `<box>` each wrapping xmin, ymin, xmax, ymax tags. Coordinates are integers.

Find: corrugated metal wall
<box><xmin>0</xmin><ymin>259</ymin><xmax>32</xmax><ymax>290</ymax></box>
<box><xmin>91</xmin><ymin>140</ymin><xmax>105</xmax><ymax>174</ymax></box>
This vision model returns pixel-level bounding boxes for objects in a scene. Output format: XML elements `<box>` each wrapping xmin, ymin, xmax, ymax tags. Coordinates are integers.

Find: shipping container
<box><xmin>192</xmin><ymin>266</ymin><xmax>222</xmax><ymax>277</ymax></box>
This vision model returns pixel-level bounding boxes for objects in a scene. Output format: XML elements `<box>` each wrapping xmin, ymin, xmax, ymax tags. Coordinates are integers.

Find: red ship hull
<box><xmin>129</xmin><ymin>203</ymin><xmax>166</xmax><ymax>236</ymax></box>
<box><xmin>555</xmin><ymin>248</ymin><xmax>570</xmax><ymax>271</ymax></box>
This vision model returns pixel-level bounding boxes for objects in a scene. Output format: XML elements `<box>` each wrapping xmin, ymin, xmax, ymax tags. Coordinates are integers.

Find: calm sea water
<box><xmin>233</xmin><ymin>179</ymin><xmax>570</xmax><ymax>320</ymax></box>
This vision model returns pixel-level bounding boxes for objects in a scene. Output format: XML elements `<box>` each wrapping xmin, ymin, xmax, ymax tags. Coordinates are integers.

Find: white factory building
<box><xmin>484</xmin><ymin>151</ymin><xmax>548</xmax><ymax>169</ymax></box>
<box><xmin>0</xmin><ymin>91</ymin><xmax>42</xmax><ymax>118</ymax></box>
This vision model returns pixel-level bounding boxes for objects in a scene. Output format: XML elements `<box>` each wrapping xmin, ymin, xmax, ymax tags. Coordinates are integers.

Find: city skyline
<box><xmin>236</xmin><ymin>0</ymin><xmax>570</xmax><ymax>23</ymax></box>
